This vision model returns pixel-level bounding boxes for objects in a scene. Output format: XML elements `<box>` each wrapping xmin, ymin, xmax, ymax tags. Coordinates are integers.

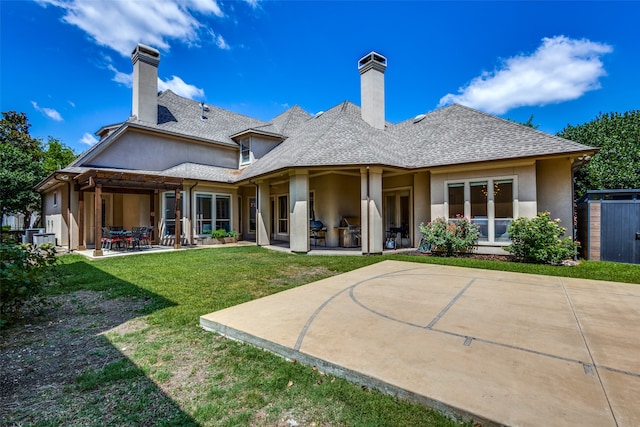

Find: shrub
<box><xmin>226</xmin><ymin>230</ymin><xmax>238</xmax><ymax>238</ymax></box>
<box><xmin>419</xmin><ymin>216</ymin><xmax>480</xmax><ymax>256</ymax></box>
<box><xmin>505</xmin><ymin>212</ymin><xmax>579</xmax><ymax>264</ymax></box>
<box><xmin>0</xmin><ymin>242</ymin><xmax>58</xmax><ymax>325</ymax></box>
<box><xmin>211</xmin><ymin>229</ymin><xmax>227</xmax><ymax>239</ymax></box>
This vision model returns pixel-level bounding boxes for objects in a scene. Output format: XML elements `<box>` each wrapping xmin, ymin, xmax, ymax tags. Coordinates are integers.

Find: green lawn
<box><xmin>31</xmin><ymin>248</ymin><xmax>640</xmax><ymax>425</ymax></box>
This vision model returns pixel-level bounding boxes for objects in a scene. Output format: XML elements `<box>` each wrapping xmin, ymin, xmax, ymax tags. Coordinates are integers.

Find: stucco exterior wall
<box><xmin>42</xmin><ymin>185</ymin><xmax>66</xmax><ymax>247</ymax></box>
<box><xmin>536</xmin><ymin>157</ymin><xmax>574</xmax><ymax>237</ymax></box>
<box><xmin>250</xmin><ymin>136</ymin><xmax>281</xmax><ymax>160</ymax></box>
<box><xmin>383</xmin><ymin>174</ymin><xmax>413</xmax><ymax>189</ymax></box>
<box><xmin>88</xmin><ymin>131</ymin><xmax>238</xmax><ymax>170</ymax></box>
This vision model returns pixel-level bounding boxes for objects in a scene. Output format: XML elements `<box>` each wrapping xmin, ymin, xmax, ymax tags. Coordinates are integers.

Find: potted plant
<box><xmin>224</xmin><ymin>229</ymin><xmax>238</xmax><ymax>244</ymax></box>
<box><xmin>211</xmin><ymin>228</ymin><xmax>227</xmax><ymax>244</ymax></box>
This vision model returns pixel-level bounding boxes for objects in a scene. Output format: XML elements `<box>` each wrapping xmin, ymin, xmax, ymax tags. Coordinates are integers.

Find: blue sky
<box><xmin>1</xmin><ymin>1</ymin><xmax>638</xmax><ymax>154</ymax></box>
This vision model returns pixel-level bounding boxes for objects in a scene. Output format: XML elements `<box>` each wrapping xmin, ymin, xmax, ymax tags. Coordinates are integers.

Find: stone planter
<box><xmin>199</xmin><ymin>237</ymin><xmax>223</xmax><ymax>245</ymax></box>
<box><xmin>223</xmin><ymin>237</ymin><xmax>237</xmax><ymax>244</ymax></box>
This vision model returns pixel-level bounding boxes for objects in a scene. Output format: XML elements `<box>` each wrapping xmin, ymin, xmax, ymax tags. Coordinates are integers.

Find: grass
<box><xmin>34</xmin><ymin>247</ymin><xmax>640</xmax><ymax>425</ymax></box>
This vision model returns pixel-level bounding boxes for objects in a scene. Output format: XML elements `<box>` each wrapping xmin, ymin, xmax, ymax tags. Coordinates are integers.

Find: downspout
<box><xmin>67</xmin><ymin>180</ymin><xmax>72</xmax><ymax>253</ymax></box>
<box><xmin>188</xmin><ymin>181</ymin><xmax>199</xmax><ymax>245</ymax></box>
<box><xmin>366</xmin><ymin>166</ymin><xmax>370</xmax><ymax>255</ymax></box>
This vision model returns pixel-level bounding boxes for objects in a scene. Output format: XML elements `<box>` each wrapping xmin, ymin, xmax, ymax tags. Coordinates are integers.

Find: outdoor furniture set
<box><xmin>101</xmin><ymin>226</ymin><xmax>151</xmax><ymax>251</ymax></box>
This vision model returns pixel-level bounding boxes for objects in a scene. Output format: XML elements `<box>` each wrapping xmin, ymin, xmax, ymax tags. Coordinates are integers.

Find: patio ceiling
<box><xmin>74</xmin><ymin>169</ymin><xmax>183</xmax><ymax>192</ymax></box>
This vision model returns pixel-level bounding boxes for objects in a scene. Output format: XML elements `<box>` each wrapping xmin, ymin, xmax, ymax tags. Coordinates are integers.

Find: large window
<box><xmin>278</xmin><ymin>195</ymin><xmax>288</xmax><ymax>234</ymax></box>
<box><xmin>445</xmin><ymin>178</ymin><xmax>515</xmax><ymax>244</ymax></box>
<box><xmin>163</xmin><ymin>192</ymin><xmax>184</xmax><ymax>236</ymax></box>
<box><xmin>195</xmin><ymin>194</ymin><xmax>213</xmax><ymax>235</ymax></box>
<box><xmin>494</xmin><ymin>180</ymin><xmax>513</xmax><ymax>242</ymax></box>
<box><xmin>470</xmin><ymin>181</ymin><xmax>489</xmax><ymax>241</ymax></box>
<box><xmin>215</xmin><ymin>195</ymin><xmax>231</xmax><ymax>231</ymax></box>
<box><xmin>447</xmin><ymin>183</ymin><xmax>464</xmax><ymax>218</ymax></box>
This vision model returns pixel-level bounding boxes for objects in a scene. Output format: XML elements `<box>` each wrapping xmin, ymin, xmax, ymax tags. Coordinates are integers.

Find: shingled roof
<box><xmin>140</xmin><ymin>90</ymin><xmax>269</xmax><ymax>147</ymax></box>
<box><xmin>69</xmin><ymin>89</ymin><xmax>595</xmax><ymax>184</ymax></box>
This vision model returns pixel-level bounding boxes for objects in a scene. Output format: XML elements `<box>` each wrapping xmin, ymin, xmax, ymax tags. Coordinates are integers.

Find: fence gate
<box><xmin>600</xmin><ymin>200</ymin><xmax>640</xmax><ymax>264</ymax></box>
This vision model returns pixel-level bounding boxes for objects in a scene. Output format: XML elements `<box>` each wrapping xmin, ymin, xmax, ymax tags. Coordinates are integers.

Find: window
<box><xmin>447</xmin><ymin>183</ymin><xmax>464</xmax><ymax>218</ymax></box>
<box><xmin>53</xmin><ymin>191</ymin><xmax>58</xmax><ymax>207</ymax></box>
<box><xmin>238</xmin><ymin>196</ymin><xmax>243</xmax><ymax>234</ymax></box>
<box><xmin>240</xmin><ymin>138</ymin><xmax>250</xmax><ymax>164</ymax></box>
<box><xmin>470</xmin><ymin>181</ymin><xmax>488</xmax><ymax>241</ymax></box>
<box><xmin>494</xmin><ymin>180</ymin><xmax>514</xmax><ymax>242</ymax></box>
<box><xmin>195</xmin><ymin>194</ymin><xmax>213</xmax><ymax>235</ymax></box>
<box><xmin>249</xmin><ymin>197</ymin><xmax>257</xmax><ymax>233</ymax></box>
<box><xmin>215</xmin><ymin>195</ymin><xmax>231</xmax><ymax>231</ymax></box>
<box><xmin>278</xmin><ymin>195</ymin><xmax>288</xmax><ymax>234</ymax></box>
<box><xmin>445</xmin><ymin>178</ymin><xmax>515</xmax><ymax>244</ymax></box>
<box><xmin>163</xmin><ymin>192</ymin><xmax>184</xmax><ymax>236</ymax></box>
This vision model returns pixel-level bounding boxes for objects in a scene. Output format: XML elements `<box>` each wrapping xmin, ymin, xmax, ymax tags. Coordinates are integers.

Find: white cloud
<box><xmin>79</xmin><ymin>132</ymin><xmax>98</xmax><ymax>146</ymax></box>
<box><xmin>243</xmin><ymin>0</ymin><xmax>260</xmax><ymax>9</ymax></box>
<box><xmin>106</xmin><ymin>62</ymin><xmax>204</xmax><ymax>99</ymax></box>
<box><xmin>438</xmin><ymin>36</ymin><xmax>613</xmax><ymax>114</ymax></box>
<box><xmin>215</xmin><ymin>34</ymin><xmax>230</xmax><ymax>50</ymax></box>
<box><xmin>31</xmin><ymin>101</ymin><xmax>63</xmax><ymax>121</ymax></box>
<box><xmin>158</xmin><ymin>75</ymin><xmax>205</xmax><ymax>99</ymax></box>
<box><xmin>68</xmin><ymin>100</ymin><xmax>76</xmax><ymax>108</ymax></box>
<box><xmin>37</xmin><ymin>0</ymin><xmax>227</xmax><ymax>56</ymax></box>
<box><xmin>107</xmin><ymin>64</ymin><xmax>133</xmax><ymax>87</ymax></box>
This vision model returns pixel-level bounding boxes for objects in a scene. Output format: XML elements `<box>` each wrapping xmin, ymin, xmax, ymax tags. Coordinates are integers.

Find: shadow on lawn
<box><xmin>0</xmin><ymin>260</ymin><xmax>198</xmax><ymax>426</ymax></box>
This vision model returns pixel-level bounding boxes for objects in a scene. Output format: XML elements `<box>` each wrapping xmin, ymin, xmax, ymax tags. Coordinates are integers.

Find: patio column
<box><xmin>174</xmin><ymin>188</ymin><xmax>181</xmax><ymax>249</ymax></box>
<box><xmin>256</xmin><ymin>180</ymin><xmax>271</xmax><ymax>246</ymax></box>
<box><xmin>149</xmin><ymin>190</ymin><xmax>155</xmax><ymax>244</ymax></box>
<box><xmin>361</xmin><ymin>166</ymin><xmax>383</xmax><ymax>254</ymax></box>
<box><xmin>78</xmin><ymin>191</ymin><xmax>85</xmax><ymax>250</ymax></box>
<box><xmin>289</xmin><ymin>170</ymin><xmax>309</xmax><ymax>253</ymax></box>
<box><xmin>413</xmin><ymin>171</ymin><xmax>430</xmax><ymax>246</ymax></box>
<box><xmin>93</xmin><ymin>185</ymin><xmax>103</xmax><ymax>257</ymax></box>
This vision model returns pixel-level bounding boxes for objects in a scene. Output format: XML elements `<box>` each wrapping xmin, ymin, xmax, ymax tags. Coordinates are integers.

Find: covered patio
<box><xmin>72</xmin><ymin>169</ymin><xmax>184</xmax><ymax>257</ymax></box>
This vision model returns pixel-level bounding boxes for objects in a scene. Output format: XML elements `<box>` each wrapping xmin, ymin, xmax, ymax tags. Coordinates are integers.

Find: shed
<box><xmin>577</xmin><ymin>190</ymin><xmax>640</xmax><ymax>264</ymax></box>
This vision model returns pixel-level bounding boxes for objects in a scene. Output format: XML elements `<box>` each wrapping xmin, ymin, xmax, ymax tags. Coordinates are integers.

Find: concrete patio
<box><xmin>201</xmin><ymin>260</ymin><xmax>640</xmax><ymax>426</ymax></box>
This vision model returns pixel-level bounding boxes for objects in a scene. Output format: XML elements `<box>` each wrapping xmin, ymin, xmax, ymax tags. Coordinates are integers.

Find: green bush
<box><xmin>211</xmin><ymin>229</ymin><xmax>227</xmax><ymax>239</ymax></box>
<box><xmin>505</xmin><ymin>212</ymin><xmax>579</xmax><ymax>264</ymax></box>
<box><xmin>226</xmin><ymin>229</ymin><xmax>238</xmax><ymax>238</ymax></box>
<box><xmin>419</xmin><ymin>216</ymin><xmax>480</xmax><ymax>256</ymax></box>
<box><xmin>0</xmin><ymin>242</ymin><xmax>58</xmax><ymax>325</ymax></box>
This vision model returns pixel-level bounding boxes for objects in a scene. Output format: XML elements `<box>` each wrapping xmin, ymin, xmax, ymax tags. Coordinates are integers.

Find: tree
<box><xmin>507</xmin><ymin>114</ymin><xmax>540</xmax><ymax>129</ymax></box>
<box><xmin>557</xmin><ymin>111</ymin><xmax>640</xmax><ymax>198</ymax></box>
<box><xmin>43</xmin><ymin>137</ymin><xmax>77</xmax><ymax>174</ymax></box>
<box><xmin>0</xmin><ymin>111</ymin><xmax>45</xmax><ymax>226</ymax></box>
<box><xmin>0</xmin><ymin>143</ymin><xmax>43</xmax><ymax>220</ymax></box>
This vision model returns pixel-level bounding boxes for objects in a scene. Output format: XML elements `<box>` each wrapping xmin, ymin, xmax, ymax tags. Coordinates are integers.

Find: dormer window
<box><xmin>240</xmin><ymin>138</ymin><xmax>251</xmax><ymax>164</ymax></box>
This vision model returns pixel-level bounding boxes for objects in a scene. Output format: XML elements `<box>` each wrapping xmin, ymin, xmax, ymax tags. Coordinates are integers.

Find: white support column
<box><xmin>413</xmin><ymin>171</ymin><xmax>430</xmax><ymax>245</ymax></box>
<box><xmin>361</xmin><ymin>167</ymin><xmax>383</xmax><ymax>254</ymax></box>
<box><xmin>289</xmin><ymin>171</ymin><xmax>309</xmax><ymax>253</ymax></box>
<box><xmin>256</xmin><ymin>180</ymin><xmax>271</xmax><ymax>246</ymax></box>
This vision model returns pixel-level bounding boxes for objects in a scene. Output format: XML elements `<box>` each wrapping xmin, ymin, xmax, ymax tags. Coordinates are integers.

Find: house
<box><xmin>36</xmin><ymin>44</ymin><xmax>596</xmax><ymax>256</ymax></box>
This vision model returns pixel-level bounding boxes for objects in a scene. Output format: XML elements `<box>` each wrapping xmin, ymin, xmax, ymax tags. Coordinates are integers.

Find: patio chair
<box><xmin>138</xmin><ymin>226</ymin><xmax>151</xmax><ymax>248</ymax></box>
<box><xmin>127</xmin><ymin>227</ymin><xmax>143</xmax><ymax>250</ymax></box>
<box><xmin>310</xmin><ymin>220</ymin><xmax>327</xmax><ymax>247</ymax></box>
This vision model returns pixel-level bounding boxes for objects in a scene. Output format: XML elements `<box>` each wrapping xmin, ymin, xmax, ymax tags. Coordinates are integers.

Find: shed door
<box><xmin>601</xmin><ymin>201</ymin><xmax>640</xmax><ymax>264</ymax></box>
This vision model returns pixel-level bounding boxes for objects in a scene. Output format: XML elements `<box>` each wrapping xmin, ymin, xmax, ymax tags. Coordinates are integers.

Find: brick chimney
<box><xmin>131</xmin><ymin>43</ymin><xmax>160</xmax><ymax>124</ymax></box>
<box><xmin>358</xmin><ymin>51</ymin><xmax>387</xmax><ymax>130</ymax></box>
